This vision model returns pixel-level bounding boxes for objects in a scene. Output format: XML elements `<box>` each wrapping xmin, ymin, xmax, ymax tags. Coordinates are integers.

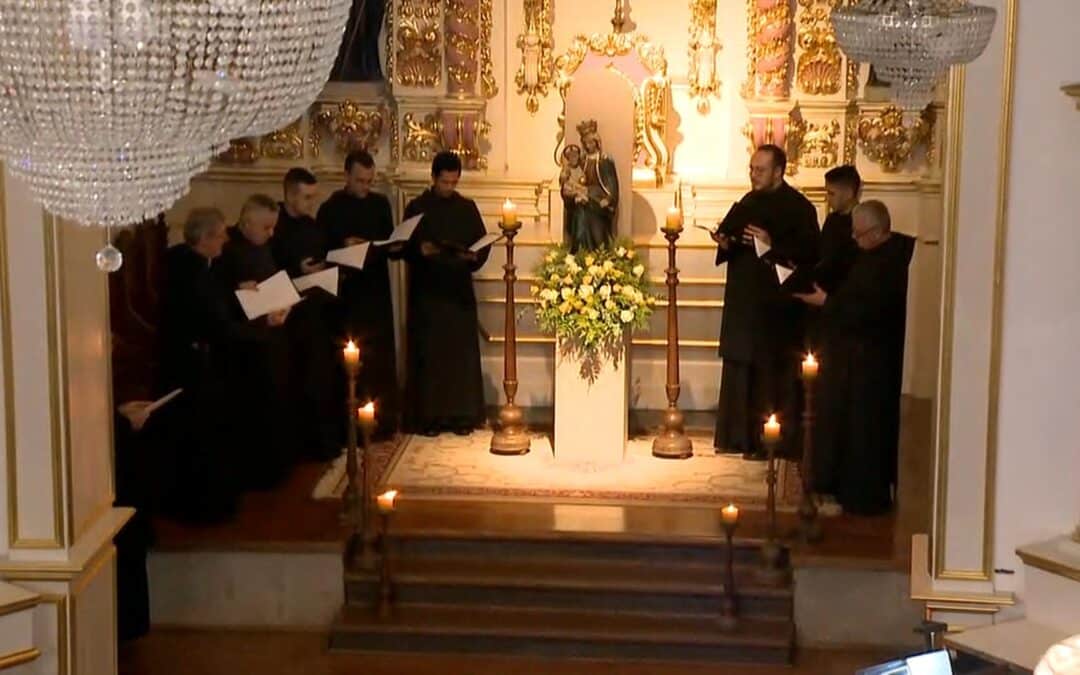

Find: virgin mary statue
<box><xmin>560</xmin><ymin>119</ymin><xmax>619</xmax><ymax>253</ymax></box>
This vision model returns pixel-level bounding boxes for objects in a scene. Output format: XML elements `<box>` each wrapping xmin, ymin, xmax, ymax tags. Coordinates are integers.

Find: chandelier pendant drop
<box><xmin>0</xmin><ymin>0</ymin><xmax>350</xmax><ymax>261</ymax></box>
<box><xmin>832</xmin><ymin>0</ymin><xmax>997</xmax><ymax>110</ymax></box>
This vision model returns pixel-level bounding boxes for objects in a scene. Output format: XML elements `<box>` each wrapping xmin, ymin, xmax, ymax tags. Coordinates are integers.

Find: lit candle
<box><xmin>344</xmin><ymin>340</ymin><xmax>360</xmax><ymax>369</ymax></box>
<box><xmin>721</xmin><ymin>503</ymin><xmax>739</xmax><ymax>527</ymax></box>
<box><xmin>665</xmin><ymin>206</ymin><xmax>682</xmax><ymax>230</ymax></box>
<box><xmin>802</xmin><ymin>352</ymin><xmax>818</xmax><ymax>379</ymax></box>
<box><xmin>764</xmin><ymin>414</ymin><xmax>781</xmax><ymax>443</ymax></box>
<box><xmin>376</xmin><ymin>489</ymin><xmax>398</xmax><ymax>514</ymax></box>
<box><xmin>502</xmin><ymin>198</ymin><xmax>518</xmax><ymax>226</ymax></box>
<box><xmin>358</xmin><ymin>401</ymin><xmax>376</xmax><ymax>428</ymax></box>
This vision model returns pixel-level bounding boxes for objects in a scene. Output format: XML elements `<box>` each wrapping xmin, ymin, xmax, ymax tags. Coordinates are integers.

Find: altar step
<box><xmin>330</xmin><ymin>528</ymin><xmax>795</xmax><ymax>664</ymax></box>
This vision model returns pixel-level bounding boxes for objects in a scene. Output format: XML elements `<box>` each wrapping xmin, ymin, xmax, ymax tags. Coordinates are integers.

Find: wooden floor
<box><xmin>119</xmin><ymin>629</ymin><xmax>899</xmax><ymax>675</ymax></box>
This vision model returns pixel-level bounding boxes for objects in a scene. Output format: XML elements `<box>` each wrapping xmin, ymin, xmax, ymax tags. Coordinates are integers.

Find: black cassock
<box><xmin>215</xmin><ymin>228</ymin><xmax>296</xmax><ymax>486</ymax></box>
<box><xmin>814</xmin><ymin>233</ymin><xmax>914</xmax><ymax>515</ymax></box>
<box><xmin>714</xmin><ymin>182</ymin><xmax>819</xmax><ymax>456</ymax></box>
<box><xmin>400</xmin><ymin>189</ymin><xmax>490</xmax><ymax>432</ymax></box>
<box><xmin>318</xmin><ymin>189</ymin><xmax>401</xmax><ymax>436</ymax></box>
<box><xmin>159</xmin><ymin>244</ymin><xmax>252</xmax><ymax>523</ymax></box>
<box><xmin>271</xmin><ymin>206</ymin><xmax>343</xmax><ymax>459</ymax></box>
<box><xmin>805</xmin><ymin>210</ymin><xmax>858</xmax><ymax>350</ymax></box>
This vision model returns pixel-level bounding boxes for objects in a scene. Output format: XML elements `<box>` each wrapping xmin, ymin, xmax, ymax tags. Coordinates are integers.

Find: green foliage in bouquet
<box><xmin>530</xmin><ymin>240</ymin><xmax>656</xmax><ymax>362</ymax></box>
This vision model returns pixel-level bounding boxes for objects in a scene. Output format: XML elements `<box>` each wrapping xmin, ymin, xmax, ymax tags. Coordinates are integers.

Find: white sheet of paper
<box><xmin>775</xmin><ymin>264</ymin><xmax>794</xmax><ymax>285</ymax></box>
<box><xmin>754</xmin><ymin>235</ymin><xmax>771</xmax><ymax>258</ymax></box>
<box><xmin>469</xmin><ymin>232</ymin><xmax>503</xmax><ymax>252</ymax></box>
<box><xmin>234</xmin><ymin>270</ymin><xmax>302</xmax><ymax>320</ymax></box>
<box><xmin>293</xmin><ymin>266</ymin><xmax>339</xmax><ymax>296</ymax></box>
<box><xmin>373</xmin><ymin>214</ymin><xmax>423</xmax><ymax>246</ymax></box>
<box><xmin>326</xmin><ymin>243</ymin><xmax>370</xmax><ymax>270</ymax></box>
<box><xmin>145</xmin><ymin>388</ymin><xmax>183</xmax><ymax>416</ymax></box>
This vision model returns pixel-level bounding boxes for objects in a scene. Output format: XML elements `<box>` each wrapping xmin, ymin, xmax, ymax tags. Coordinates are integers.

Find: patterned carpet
<box><xmin>314</xmin><ymin>431</ymin><xmax>803</xmax><ymax>510</ymax></box>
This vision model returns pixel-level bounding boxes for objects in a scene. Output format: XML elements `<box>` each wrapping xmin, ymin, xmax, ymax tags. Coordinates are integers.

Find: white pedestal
<box><xmin>553</xmin><ymin>339</ymin><xmax>629</xmax><ymax>467</ymax></box>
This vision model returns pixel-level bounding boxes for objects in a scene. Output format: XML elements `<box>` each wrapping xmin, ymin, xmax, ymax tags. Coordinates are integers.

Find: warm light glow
<box><xmin>343</xmin><ymin>340</ymin><xmax>360</xmax><ymax>368</ymax></box>
<box><xmin>764</xmin><ymin>414</ymin><xmax>781</xmax><ymax>442</ymax></box>
<box><xmin>802</xmin><ymin>352</ymin><xmax>818</xmax><ymax>379</ymax></box>
<box><xmin>665</xmin><ymin>205</ymin><xmax>682</xmax><ymax>230</ymax></box>
<box><xmin>376</xmin><ymin>489</ymin><xmax>398</xmax><ymax>514</ymax></box>
<box><xmin>721</xmin><ymin>503</ymin><xmax>739</xmax><ymax>526</ymax></box>
<box><xmin>357</xmin><ymin>401</ymin><xmax>376</xmax><ymax>426</ymax></box>
<box><xmin>501</xmin><ymin>198</ymin><xmax>518</xmax><ymax>226</ymax></box>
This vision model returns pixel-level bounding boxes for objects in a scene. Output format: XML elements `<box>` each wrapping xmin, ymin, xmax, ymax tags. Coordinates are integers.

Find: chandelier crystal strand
<box><xmin>0</xmin><ymin>0</ymin><xmax>349</xmax><ymax>245</ymax></box>
<box><xmin>832</xmin><ymin>0</ymin><xmax>996</xmax><ymax>109</ymax></box>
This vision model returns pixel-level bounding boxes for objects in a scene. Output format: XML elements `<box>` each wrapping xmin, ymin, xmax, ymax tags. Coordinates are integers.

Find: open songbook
<box><xmin>326</xmin><ymin>242</ymin><xmax>371</xmax><ymax>270</ymax></box>
<box><xmin>469</xmin><ymin>232</ymin><xmax>504</xmax><ymax>252</ymax></box>
<box><xmin>234</xmin><ymin>270</ymin><xmax>302</xmax><ymax>320</ymax></box>
<box><xmin>145</xmin><ymin>388</ymin><xmax>183</xmax><ymax>416</ymax></box>
<box><xmin>374</xmin><ymin>214</ymin><xmax>423</xmax><ymax>246</ymax></box>
<box><xmin>292</xmin><ymin>266</ymin><xmax>339</xmax><ymax>296</ymax></box>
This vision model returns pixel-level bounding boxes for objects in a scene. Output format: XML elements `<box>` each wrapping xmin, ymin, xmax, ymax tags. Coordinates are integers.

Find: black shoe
<box><xmin>453</xmin><ymin>426</ymin><xmax>472</xmax><ymax>436</ymax></box>
<box><xmin>741</xmin><ymin>450</ymin><xmax>767</xmax><ymax>461</ymax></box>
<box><xmin>420</xmin><ymin>428</ymin><xmax>439</xmax><ymax>438</ymax></box>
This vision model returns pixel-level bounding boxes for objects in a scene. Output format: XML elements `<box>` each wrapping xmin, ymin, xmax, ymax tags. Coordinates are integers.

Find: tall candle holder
<box><xmin>759</xmin><ymin>415</ymin><xmax>787</xmax><ymax>585</ymax></box>
<box><xmin>342</xmin><ymin>341</ymin><xmax>361</xmax><ymax>524</ymax></box>
<box><xmin>793</xmin><ymin>353</ymin><xmax>823</xmax><ymax>543</ymax></box>
<box><xmin>376</xmin><ymin>490</ymin><xmax>397</xmax><ymax>620</ymax></box>
<box><xmin>490</xmin><ymin>207</ymin><xmax>530</xmax><ymax>456</ymax></box>
<box><xmin>356</xmin><ymin>403</ymin><xmax>378</xmax><ymax>571</ymax></box>
<box><xmin>652</xmin><ymin>202</ymin><xmax>692</xmax><ymax>459</ymax></box>
<box><xmin>719</xmin><ymin>503</ymin><xmax>740</xmax><ymax>630</ymax></box>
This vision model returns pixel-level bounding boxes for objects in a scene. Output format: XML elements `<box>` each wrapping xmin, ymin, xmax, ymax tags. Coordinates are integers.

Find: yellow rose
<box><xmin>582</xmin><ymin>275</ymin><xmax>593</xmax><ymax>285</ymax></box>
<box><xmin>620</xmin><ymin>309</ymin><xmax>634</xmax><ymax>323</ymax></box>
<box><xmin>632</xmin><ymin>264</ymin><xmax>645</xmax><ymax>277</ymax></box>
<box><xmin>561</xmin><ymin>287</ymin><xmax>575</xmax><ymax>300</ymax></box>
<box><xmin>585</xmin><ymin>255</ymin><xmax>596</xmax><ymax>266</ymax></box>
<box><xmin>605</xmin><ymin>300</ymin><xmax>617</xmax><ymax>310</ymax></box>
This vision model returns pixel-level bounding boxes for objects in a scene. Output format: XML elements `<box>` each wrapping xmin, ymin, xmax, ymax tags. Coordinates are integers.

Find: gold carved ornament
<box><xmin>310</xmin><ymin>101</ymin><xmax>386</xmax><ymax>159</ymax></box>
<box><xmin>478</xmin><ymin>0</ymin><xmax>498</xmax><ymax>98</ymax></box>
<box><xmin>446</xmin><ymin>0</ymin><xmax>479</xmax><ymax>92</ymax></box>
<box><xmin>395</xmin><ymin>0</ymin><xmax>442</xmax><ymax>88</ymax></box>
<box><xmin>553</xmin><ymin>30</ymin><xmax>672</xmax><ymax>185</ymax></box>
<box><xmin>403</xmin><ymin>112</ymin><xmax>443</xmax><ymax>163</ymax></box>
<box><xmin>789</xmin><ymin>118</ymin><xmax>841</xmax><ymax>173</ymax></box>
<box><xmin>856</xmin><ymin>105</ymin><xmax>934</xmax><ymax>172</ymax></box>
<box><xmin>515</xmin><ymin>0</ymin><xmax>555</xmax><ymax>114</ymax></box>
<box><xmin>260</xmin><ymin>119</ymin><xmax>305</xmax><ymax>160</ymax></box>
<box><xmin>795</xmin><ymin>0</ymin><xmax>844</xmax><ymax>96</ymax></box>
<box><xmin>402</xmin><ymin>111</ymin><xmax>489</xmax><ymax>170</ymax></box>
<box><xmin>217</xmin><ymin>138</ymin><xmax>260</xmax><ymax>164</ymax></box>
<box><xmin>688</xmin><ymin>0</ymin><xmax>722</xmax><ymax>113</ymax></box>
<box><xmin>741</xmin><ymin>0</ymin><xmax>794</xmax><ymax>100</ymax></box>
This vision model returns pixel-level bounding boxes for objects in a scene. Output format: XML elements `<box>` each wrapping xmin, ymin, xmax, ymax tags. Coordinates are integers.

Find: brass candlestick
<box><xmin>719</xmin><ymin>504</ymin><xmax>739</xmax><ymax>630</ymax></box>
<box><xmin>793</xmin><ymin>355</ymin><xmax>823</xmax><ymax>543</ymax></box>
<box><xmin>759</xmin><ymin>420</ymin><xmax>787</xmax><ymax>585</ymax></box>
<box><xmin>376</xmin><ymin>490</ymin><xmax>397</xmax><ymax>620</ymax></box>
<box><xmin>342</xmin><ymin>342</ymin><xmax>361</xmax><ymax>523</ymax></box>
<box><xmin>356</xmin><ymin>404</ymin><xmax>378</xmax><ymax>571</ymax></box>
<box><xmin>491</xmin><ymin>217</ymin><xmax>530</xmax><ymax>456</ymax></box>
<box><xmin>653</xmin><ymin>205</ymin><xmax>692</xmax><ymax>459</ymax></box>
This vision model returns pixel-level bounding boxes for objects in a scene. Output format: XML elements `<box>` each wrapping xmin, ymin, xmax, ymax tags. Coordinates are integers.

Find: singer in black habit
<box><xmin>271</xmin><ymin>168</ymin><xmax>343</xmax><ymax>459</ymax></box>
<box><xmin>795</xmin><ymin>200</ymin><xmax>915</xmax><ymax>515</ymax></box>
<box><xmin>318</xmin><ymin>150</ymin><xmax>400</xmax><ymax>438</ymax></box>
<box><xmin>712</xmin><ymin>145</ymin><xmax>819</xmax><ymax>459</ymax></box>
<box><xmin>399</xmin><ymin>151</ymin><xmax>490</xmax><ymax>436</ymax></box>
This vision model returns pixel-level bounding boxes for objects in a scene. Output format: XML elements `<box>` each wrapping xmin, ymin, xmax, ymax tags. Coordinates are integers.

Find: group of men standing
<box><xmin>713</xmin><ymin>144</ymin><xmax>914</xmax><ymax>516</ymax></box>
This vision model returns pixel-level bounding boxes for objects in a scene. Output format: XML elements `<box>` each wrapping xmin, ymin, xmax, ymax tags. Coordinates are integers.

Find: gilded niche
<box><xmin>856</xmin><ymin>105</ymin><xmax>935</xmax><ymax>172</ymax></box>
<box><xmin>310</xmin><ymin>101</ymin><xmax>386</xmax><ymax>158</ymax></box>
<box><xmin>795</xmin><ymin>0</ymin><xmax>844</xmax><ymax>96</ymax></box>
<box><xmin>396</xmin><ymin>0</ymin><xmax>442</xmax><ymax>88</ymax></box>
<box><xmin>515</xmin><ymin>0</ymin><xmax>555</xmax><ymax>114</ymax></box>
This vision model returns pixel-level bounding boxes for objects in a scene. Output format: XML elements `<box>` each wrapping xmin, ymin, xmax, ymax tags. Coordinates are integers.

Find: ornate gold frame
<box><xmin>553</xmin><ymin>29</ymin><xmax>672</xmax><ymax>186</ymax></box>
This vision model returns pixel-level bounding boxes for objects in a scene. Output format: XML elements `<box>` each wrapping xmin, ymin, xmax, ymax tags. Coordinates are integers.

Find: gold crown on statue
<box><xmin>576</xmin><ymin>119</ymin><xmax>599</xmax><ymax>136</ymax></box>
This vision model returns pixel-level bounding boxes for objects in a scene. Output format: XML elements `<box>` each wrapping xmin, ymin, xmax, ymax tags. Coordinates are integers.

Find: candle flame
<box><xmin>767</xmin><ymin>413</ymin><xmax>778</xmax><ymax>425</ymax></box>
<box><xmin>381</xmin><ymin>489</ymin><xmax>397</xmax><ymax>502</ymax></box>
<box><xmin>503</xmin><ymin>197</ymin><xmax>515</xmax><ymax>208</ymax></box>
<box><xmin>804</xmin><ymin>352</ymin><xmax>816</xmax><ymax>365</ymax></box>
<box><xmin>723</xmin><ymin>503</ymin><xmax>737</xmax><ymax>513</ymax></box>
<box><xmin>361</xmin><ymin>401</ymin><xmax>375</xmax><ymax>414</ymax></box>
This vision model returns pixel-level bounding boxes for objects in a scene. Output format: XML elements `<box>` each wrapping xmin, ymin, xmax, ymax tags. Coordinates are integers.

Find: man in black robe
<box><xmin>216</xmin><ymin>194</ymin><xmax>296</xmax><ymax>487</ymax></box>
<box><xmin>271</xmin><ymin>168</ymin><xmax>342</xmax><ymax>460</ymax></box>
<box><xmin>712</xmin><ymin>145</ymin><xmax>819</xmax><ymax>459</ymax></box>
<box><xmin>160</xmin><ymin>208</ymin><xmax>286</xmax><ymax>522</ymax></box>
<box><xmin>318</xmin><ymin>150</ymin><xmax>400</xmax><ymax>439</ymax></box>
<box><xmin>399</xmin><ymin>151</ymin><xmax>490</xmax><ymax>436</ymax></box>
<box><xmin>817</xmin><ymin>165</ymin><xmax>861</xmax><ymax>294</ymax></box>
<box><xmin>794</xmin><ymin>200</ymin><xmax>915</xmax><ymax>515</ymax></box>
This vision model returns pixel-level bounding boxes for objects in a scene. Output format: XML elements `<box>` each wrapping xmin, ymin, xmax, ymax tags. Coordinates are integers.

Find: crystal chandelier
<box><xmin>832</xmin><ymin>0</ymin><xmax>996</xmax><ymax>109</ymax></box>
<box><xmin>0</xmin><ymin>0</ymin><xmax>349</xmax><ymax>261</ymax></box>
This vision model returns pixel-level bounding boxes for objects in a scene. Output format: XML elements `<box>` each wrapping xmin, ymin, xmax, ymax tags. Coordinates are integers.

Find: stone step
<box><xmin>345</xmin><ymin>555</ymin><xmax>792</xmax><ymax>619</ymax></box>
<box><xmin>330</xmin><ymin>603</ymin><xmax>795</xmax><ymax>664</ymax></box>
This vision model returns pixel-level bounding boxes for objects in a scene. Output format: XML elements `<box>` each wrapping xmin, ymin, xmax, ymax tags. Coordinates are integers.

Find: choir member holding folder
<box><xmin>318</xmin><ymin>150</ymin><xmax>401</xmax><ymax>438</ymax></box>
<box><xmin>399</xmin><ymin>151</ymin><xmax>491</xmax><ymax>437</ymax></box>
<box><xmin>711</xmin><ymin>145</ymin><xmax>819</xmax><ymax>460</ymax></box>
<box><xmin>216</xmin><ymin>194</ymin><xmax>298</xmax><ymax>488</ymax></box>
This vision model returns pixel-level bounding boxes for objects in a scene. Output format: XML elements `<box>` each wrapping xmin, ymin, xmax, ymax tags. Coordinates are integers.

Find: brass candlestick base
<box><xmin>376</xmin><ymin>511</ymin><xmax>393</xmax><ymax>619</ymax></box>
<box><xmin>758</xmin><ymin>435</ymin><xmax>788</xmax><ymax>585</ymax></box>
<box><xmin>792</xmin><ymin>383</ymin><xmax>823</xmax><ymax>544</ymax></box>
<box><xmin>356</xmin><ymin>422</ymin><xmax>377</xmax><ymax>572</ymax></box>
<box><xmin>341</xmin><ymin>370</ymin><xmax>360</xmax><ymax>524</ymax></box>
<box><xmin>491</xmin><ymin>219</ymin><xmax>531</xmax><ymax>456</ymax></box>
<box><xmin>652</xmin><ymin>222</ymin><xmax>692</xmax><ymax>460</ymax></box>
<box><xmin>719</xmin><ymin>521</ymin><xmax>739</xmax><ymax>630</ymax></box>
<box><xmin>652</xmin><ymin>407</ymin><xmax>693</xmax><ymax>459</ymax></box>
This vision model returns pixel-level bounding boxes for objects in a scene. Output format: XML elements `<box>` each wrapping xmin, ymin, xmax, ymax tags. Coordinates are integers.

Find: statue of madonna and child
<box><xmin>560</xmin><ymin>119</ymin><xmax>620</xmax><ymax>253</ymax></box>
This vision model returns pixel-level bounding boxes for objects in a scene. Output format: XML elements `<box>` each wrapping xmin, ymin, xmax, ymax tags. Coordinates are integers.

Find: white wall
<box><xmin>992</xmin><ymin>0</ymin><xmax>1080</xmax><ymax>591</ymax></box>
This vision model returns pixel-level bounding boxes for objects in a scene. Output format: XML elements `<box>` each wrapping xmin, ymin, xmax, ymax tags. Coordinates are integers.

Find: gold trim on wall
<box><xmin>931</xmin><ymin>0</ymin><xmax>1018</xmax><ymax>582</ymax></box>
<box><xmin>0</xmin><ymin>166</ymin><xmax>23</xmax><ymax>550</ymax></box>
<box><xmin>0</xmin><ymin>647</ymin><xmax>40</xmax><ymax>669</ymax></box>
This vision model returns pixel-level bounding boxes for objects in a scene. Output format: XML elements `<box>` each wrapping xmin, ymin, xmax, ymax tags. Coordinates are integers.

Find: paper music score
<box><xmin>753</xmin><ymin>235</ymin><xmax>771</xmax><ymax>258</ymax></box>
<box><xmin>235</xmin><ymin>270</ymin><xmax>302</xmax><ymax>320</ymax></box>
<box><xmin>292</xmin><ymin>266</ymin><xmax>339</xmax><ymax>296</ymax></box>
<box><xmin>775</xmin><ymin>264</ymin><xmax>794</xmax><ymax>285</ymax></box>
<box><xmin>469</xmin><ymin>232</ymin><xmax>504</xmax><ymax>252</ymax></box>
<box><xmin>326</xmin><ymin>243</ymin><xmax>370</xmax><ymax>270</ymax></box>
<box><xmin>374</xmin><ymin>214</ymin><xmax>423</xmax><ymax>246</ymax></box>
<box><xmin>146</xmin><ymin>388</ymin><xmax>183</xmax><ymax>416</ymax></box>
